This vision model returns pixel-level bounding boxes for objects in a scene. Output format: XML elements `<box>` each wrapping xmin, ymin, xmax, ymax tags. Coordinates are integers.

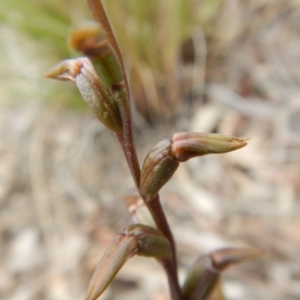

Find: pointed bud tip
<box><xmin>171</xmin><ymin>133</ymin><xmax>249</xmax><ymax>162</ymax></box>
<box><xmin>210</xmin><ymin>247</ymin><xmax>260</xmax><ymax>271</ymax></box>
<box><xmin>230</xmin><ymin>137</ymin><xmax>249</xmax><ymax>149</ymax></box>
<box><xmin>44</xmin><ymin>59</ymin><xmax>84</xmax><ymax>81</ymax></box>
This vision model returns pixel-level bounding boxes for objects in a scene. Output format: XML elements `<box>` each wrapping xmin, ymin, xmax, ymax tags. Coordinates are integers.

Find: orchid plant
<box><xmin>45</xmin><ymin>1</ymin><xmax>256</xmax><ymax>299</ymax></box>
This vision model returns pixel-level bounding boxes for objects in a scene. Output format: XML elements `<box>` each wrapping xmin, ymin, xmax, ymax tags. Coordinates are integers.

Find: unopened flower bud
<box><xmin>182</xmin><ymin>255</ymin><xmax>220</xmax><ymax>300</ymax></box>
<box><xmin>69</xmin><ymin>21</ymin><xmax>123</xmax><ymax>90</ymax></box>
<box><xmin>84</xmin><ymin>224</ymin><xmax>173</xmax><ymax>300</ymax></box>
<box><xmin>140</xmin><ymin>133</ymin><xmax>247</xmax><ymax>198</ymax></box>
<box><xmin>183</xmin><ymin>247</ymin><xmax>258</xmax><ymax>299</ymax></box>
<box><xmin>85</xmin><ymin>234</ymin><xmax>137</xmax><ymax>300</ymax></box>
<box><xmin>125</xmin><ymin>224</ymin><xmax>172</xmax><ymax>260</ymax></box>
<box><xmin>45</xmin><ymin>57</ymin><xmax>123</xmax><ymax>134</ymax></box>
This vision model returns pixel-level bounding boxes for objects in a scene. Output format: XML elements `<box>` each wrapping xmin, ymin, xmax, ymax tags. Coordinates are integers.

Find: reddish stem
<box><xmin>145</xmin><ymin>194</ymin><xmax>181</xmax><ymax>299</ymax></box>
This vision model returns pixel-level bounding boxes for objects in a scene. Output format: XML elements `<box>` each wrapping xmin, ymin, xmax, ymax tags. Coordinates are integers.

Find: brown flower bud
<box><xmin>69</xmin><ymin>21</ymin><xmax>123</xmax><ymax>90</ymax></box>
<box><xmin>45</xmin><ymin>57</ymin><xmax>123</xmax><ymax>134</ymax></box>
<box><xmin>84</xmin><ymin>233</ymin><xmax>137</xmax><ymax>300</ymax></box>
<box><xmin>140</xmin><ymin>133</ymin><xmax>247</xmax><ymax>198</ymax></box>
<box><xmin>182</xmin><ymin>247</ymin><xmax>258</xmax><ymax>300</ymax></box>
<box><xmin>84</xmin><ymin>224</ymin><xmax>173</xmax><ymax>300</ymax></box>
<box><xmin>182</xmin><ymin>255</ymin><xmax>220</xmax><ymax>300</ymax></box>
<box><xmin>125</xmin><ymin>224</ymin><xmax>172</xmax><ymax>260</ymax></box>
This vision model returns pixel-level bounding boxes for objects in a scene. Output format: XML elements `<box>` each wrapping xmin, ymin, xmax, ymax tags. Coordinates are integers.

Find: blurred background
<box><xmin>0</xmin><ymin>0</ymin><xmax>300</xmax><ymax>299</ymax></box>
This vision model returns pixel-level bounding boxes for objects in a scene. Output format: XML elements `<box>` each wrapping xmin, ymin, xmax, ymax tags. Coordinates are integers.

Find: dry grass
<box><xmin>0</xmin><ymin>0</ymin><xmax>300</xmax><ymax>299</ymax></box>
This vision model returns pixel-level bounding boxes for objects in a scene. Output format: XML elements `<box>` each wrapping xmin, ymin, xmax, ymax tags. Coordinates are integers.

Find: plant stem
<box><xmin>162</xmin><ymin>260</ymin><xmax>182</xmax><ymax>300</ymax></box>
<box><xmin>145</xmin><ymin>194</ymin><xmax>181</xmax><ymax>299</ymax></box>
<box><xmin>116</xmin><ymin>133</ymin><xmax>140</xmax><ymax>188</ymax></box>
<box><xmin>85</xmin><ymin>0</ymin><xmax>130</xmax><ymax>95</ymax></box>
<box><xmin>86</xmin><ymin>0</ymin><xmax>141</xmax><ymax>187</ymax></box>
<box><xmin>115</xmin><ymin>89</ymin><xmax>141</xmax><ymax>188</ymax></box>
<box><xmin>145</xmin><ymin>195</ymin><xmax>176</xmax><ymax>254</ymax></box>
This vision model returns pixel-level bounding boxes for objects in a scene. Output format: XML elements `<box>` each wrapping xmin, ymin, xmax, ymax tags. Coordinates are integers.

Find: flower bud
<box><xmin>85</xmin><ymin>233</ymin><xmax>137</xmax><ymax>300</ymax></box>
<box><xmin>182</xmin><ymin>255</ymin><xmax>220</xmax><ymax>300</ymax></box>
<box><xmin>125</xmin><ymin>224</ymin><xmax>172</xmax><ymax>260</ymax></box>
<box><xmin>140</xmin><ymin>133</ymin><xmax>247</xmax><ymax>198</ymax></box>
<box><xmin>84</xmin><ymin>224</ymin><xmax>173</xmax><ymax>300</ymax></box>
<box><xmin>45</xmin><ymin>57</ymin><xmax>123</xmax><ymax>134</ymax></box>
<box><xmin>140</xmin><ymin>139</ymin><xmax>179</xmax><ymax>199</ymax></box>
<box><xmin>182</xmin><ymin>247</ymin><xmax>258</xmax><ymax>300</ymax></box>
<box><xmin>69</xmin><ymin>21</ymin><xmax>123</xmax><ymax>90</ymax></box>
<box><xmin>171</xmin><ymin>132</ymin><xmax>248</xmax><ymax>162</ymax></box>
